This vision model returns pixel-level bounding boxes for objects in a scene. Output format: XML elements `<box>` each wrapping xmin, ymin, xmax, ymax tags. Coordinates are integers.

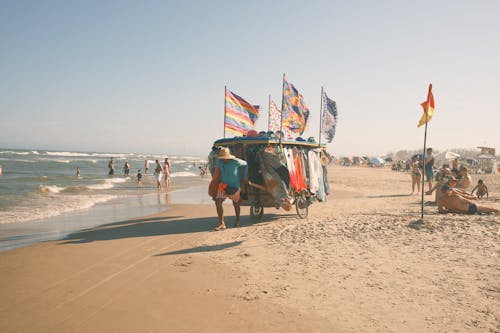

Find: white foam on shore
<box><xmin>170</xmin><ymin>171</ymin><xmax>197</xmax><ymax>178</ymax></box>
<box><xmin>0</xmin><ymin>194</ymin><xmax>117</xmax><ymax>224</ymax></box>
<box><xmin>39</xmin><ymin>185</ymin><xmax>65</xmax><ymax>193</ymax></box>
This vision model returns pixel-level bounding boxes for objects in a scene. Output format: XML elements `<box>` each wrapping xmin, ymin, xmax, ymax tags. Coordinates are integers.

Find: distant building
<box><xmin>477</xmin><ymin>146</ymin><xmax>495</xmax><ymax>156</ymax></box>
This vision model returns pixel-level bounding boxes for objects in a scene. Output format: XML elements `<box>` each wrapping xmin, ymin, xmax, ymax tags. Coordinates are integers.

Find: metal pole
<box><xmin>421</xmin><ymin>114</ymin><xmax>428</xmax><ymax>219</ymax></box>
<box><xmin>420</xmin><ymin>84</ymin><xmax>432</xmax><ymax>219</ymax></box>
<box><xmin>268</xmin><ymin>94</ymin><xmax>271</xmax><ymax>131</ymax></box>
<box><xmin>318</xmin><ymin>86</ymin><xmax>324</xmax><ymax>148</ymax></box>
<box><xmin>223</xmin><ymin>86</ymin><xmax>227</xmax><ymax>138</ymax></box>
<box><xmin>280</xmin><ymin>73</ymin><xmax>285</xmax><ymax>145</ymax></box>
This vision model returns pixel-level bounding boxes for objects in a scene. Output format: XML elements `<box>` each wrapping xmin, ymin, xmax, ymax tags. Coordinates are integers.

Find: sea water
<box><xmin>0</xmin><ymin>148</ymin><xmax>212</xmax><ymax>251</ymax></box>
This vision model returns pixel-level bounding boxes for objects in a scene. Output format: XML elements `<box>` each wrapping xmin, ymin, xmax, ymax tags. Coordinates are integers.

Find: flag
<box><xmin>224</xmin><ymin>89</ymin><xmax>260</xmax><ymax>136</ymax></box>
<box><xmin>268</xmin><ymin>100</ymin><xmax>281</xmax><ymax>132</ymax></box>
<box><xmin>321</xmin><ymin>91</ymin><xmax>338</xmax><ymax>143</ymax></box>
<box><xmin>282</xmin><ymin>76</ymin><xmax>310</xmax><ymax>136</ymax></box>
<box><xmin>417</xmin><ymin>84</ymin><xmax>435</xmax><ymax>127</ymax></box>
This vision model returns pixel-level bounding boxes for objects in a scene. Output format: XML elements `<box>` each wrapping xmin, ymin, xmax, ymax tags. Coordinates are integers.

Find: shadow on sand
<box><xmin>366</xmin><ymin>194</ymin><xmax>413</xmax><ymax>198</ymax></box>
<box><xmin>155</xmin><ymin>241</ymin><xmax>244</xmax><ymax>256</ymax></box>
<box><xmin>58</xmin><ymin>211</ymin><xmax>298</xmax><ymax>245</ymax></box>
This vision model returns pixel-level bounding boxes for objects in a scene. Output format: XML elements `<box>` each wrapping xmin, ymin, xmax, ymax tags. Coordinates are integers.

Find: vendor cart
<box><xmin>213</xmin><ymin>136</ymin><xmax>329</xmax><ymax>219</ymax></box>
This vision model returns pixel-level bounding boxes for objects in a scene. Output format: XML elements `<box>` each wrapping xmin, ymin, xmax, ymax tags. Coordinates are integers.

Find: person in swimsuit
<box><xmin>456</xmin><ymin>166</ymin><xmax>472</xmax><ymax>189</ymax></box>
<box><xmin>411</xmin><ymin>156</ymin><xmax>422</xmax><ymax>194</ymax></box>
<box><xmin>136</xmin><ymin>169</ymin><xmax>142</xmax><ymax>188</ymax></box>
<box><xmin>154</xmin><ymin>160</ymin><xmax>163</xmax><ymax>190</ymax></box>
<box><xmin>471</xmin><ymin>179</ymin><xmax>488</xmax><ymax>199</ymax></box>
<box><xmin>108</xmin><ymin>158</ymin><xmax>115</xmax><ymax>176</ymax></box>
<box><xmin>438</xmin><ymin>184</ymin><xmax>498</xmax><ymax>214</ymax></box>
<box><xmin>164</xmin><ymin>157</ymin><xmax>171</xmax><ymax>189</ymax></box>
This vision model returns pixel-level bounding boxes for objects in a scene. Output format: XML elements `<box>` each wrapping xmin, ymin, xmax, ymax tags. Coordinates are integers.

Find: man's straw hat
<box><xmin>216</xmin><ymin>147</ymin><xmax>235</xmax><ymax>160</ymax></box>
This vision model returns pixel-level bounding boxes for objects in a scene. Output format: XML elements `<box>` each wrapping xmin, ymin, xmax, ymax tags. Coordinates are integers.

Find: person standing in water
<box><xmin>164</xmin><ymin>157</ymin><xmax>171</xmax><ymax>189</ymax></box>
<box><xmin>108</xmin><ymin>158</ymin><xmax>115</xmax><ymax>176</ymax></box>
<box><xmin>154</xmin><ymin>160</ymin><xmax>164</xmax><ymax>189</ymax></box>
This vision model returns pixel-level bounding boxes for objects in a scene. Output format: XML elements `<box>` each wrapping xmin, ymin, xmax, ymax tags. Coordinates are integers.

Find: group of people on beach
<box><xmin>409</xmin><ymin>148</ymin><xmax>497</xmax><ymax>214</ymax></box>
<box><xmin>100</xmin><ymin>157</ymin><xmax>171</xmax><ymax>189</ymax></box>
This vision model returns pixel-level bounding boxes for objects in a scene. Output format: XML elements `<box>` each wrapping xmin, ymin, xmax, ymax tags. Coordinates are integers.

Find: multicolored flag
<box><xmin>268</xmin><ymin>100</ymin><xmax>281</xmax><ymax>132</ymax></box>
<box><xmin>282</xmin><ymin>76</ymin><xmax>310</xmax><ymax>136</ymax></box>
<box><xmin>321</xmin><ymin>91</ymin><xmax>338</xmax><ymax>143</ymax></box>
<box><xmin>224</xmin><ymin>89</ymin><xmax>260</xmax><ymax>136</ymax></box>
<box><xmin>417</xmin><ymin>84</ymin><xmax>435</xmax><ymax>127</ymax></box>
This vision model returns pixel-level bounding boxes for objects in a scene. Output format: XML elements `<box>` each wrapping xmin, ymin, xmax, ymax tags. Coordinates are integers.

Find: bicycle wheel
<box><xmin>295</xmin><ymin>196</ymin><xmax>308</xmax><ymax>219</ymax></box>
<box><xmin>250</xmin><ymin>205</ymin><xmax>264</xmax><ymax>219</ymax></box>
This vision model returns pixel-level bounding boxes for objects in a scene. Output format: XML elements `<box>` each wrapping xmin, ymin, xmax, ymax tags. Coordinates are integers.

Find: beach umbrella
<box><xmin>434</xmin><ymin>150</ymin><xmax>460</xmax><ymax>161</ymax></box>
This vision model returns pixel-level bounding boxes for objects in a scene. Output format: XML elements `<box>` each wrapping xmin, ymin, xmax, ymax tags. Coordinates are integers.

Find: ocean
<box><xmin>0</xmin><ymin>148</ymin><xmax>212</xmax><ymax>251</ymax></box>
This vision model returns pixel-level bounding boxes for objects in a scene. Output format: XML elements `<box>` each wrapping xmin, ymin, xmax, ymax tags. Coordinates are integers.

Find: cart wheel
<box><xmin>295</xmin><ymin>196</ymin><xmax>308</xmax><ymax>219</ymax></box>
<box><xmin>250</xmin><ymin>205</ymin><xmax>264</xmax><ymax>219</ymax></box>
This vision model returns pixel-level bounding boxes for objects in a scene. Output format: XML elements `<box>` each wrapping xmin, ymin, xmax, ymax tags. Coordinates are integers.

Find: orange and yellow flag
<box><xmin>417</xmin><ymin>84</ymin><xmax>435</xmax><ymax>127</ymax></box>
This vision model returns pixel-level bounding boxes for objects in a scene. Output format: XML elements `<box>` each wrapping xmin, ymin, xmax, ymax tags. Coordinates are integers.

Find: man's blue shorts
<box><xmin>425</xmin><ymin>169</ymin><xmax>433</xmax><ymax>181</ymax></box>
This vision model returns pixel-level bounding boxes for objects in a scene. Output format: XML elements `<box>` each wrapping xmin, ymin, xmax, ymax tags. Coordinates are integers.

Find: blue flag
<box><xmin>321</xmin><ymin>91</ymin><xmax>338</xmax><ymax>143</ymax></box>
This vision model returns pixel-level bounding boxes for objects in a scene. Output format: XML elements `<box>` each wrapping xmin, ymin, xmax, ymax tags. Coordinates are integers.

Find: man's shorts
<box><xmin>216</xmin><ymin>187</ymin><xmax>241</xmax><ymax>203</ymax></box>
<box><xmin>425</xmin><ymin>169</ymin><xmax>433</xmax><ymax>182</ymax></box>
<box><xmin>467</xmin><ymin>203</ymin><xmax>478</xmax><ymax>214</ymax></box>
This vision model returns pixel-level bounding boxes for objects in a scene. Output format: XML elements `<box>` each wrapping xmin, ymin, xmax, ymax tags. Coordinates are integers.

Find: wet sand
<box><xmin>0</xmin><ymin>166</ymin><xmax>498</xmax><ymax>332</ymax></box>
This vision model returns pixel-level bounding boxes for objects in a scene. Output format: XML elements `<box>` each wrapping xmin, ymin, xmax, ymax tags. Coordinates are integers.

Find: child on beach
<box><xmin>137</xmin><ymin>169</ymin><xmax>142</xmax><ymax>188</ymax></box>
<box><xmin>471</xmin><ymin>179</ymin><xmax>488</xmax><ymax>199</ymax></box>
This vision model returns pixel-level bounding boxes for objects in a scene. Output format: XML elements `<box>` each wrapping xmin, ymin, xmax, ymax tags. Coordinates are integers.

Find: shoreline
<box><xmin>0</xmin><ymin>182</ymin><xmax>212</xmax><ymax>253</ymax></box>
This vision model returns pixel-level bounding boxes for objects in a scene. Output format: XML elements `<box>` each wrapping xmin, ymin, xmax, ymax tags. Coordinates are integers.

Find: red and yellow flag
<box><xmin>417</xmin><ymin>84</ymin><xmax>435</xmax><ymax>127</ymax></box>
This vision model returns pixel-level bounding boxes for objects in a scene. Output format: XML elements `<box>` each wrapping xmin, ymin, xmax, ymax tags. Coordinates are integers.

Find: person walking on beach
<box><xmin>438</xmin><ymin>184</ymin><xmax>499</xmax><ymax>214</ymax></box>
<box><xmin>424</xmin><ymin>148</ymin><xmax>434</xmax><ymax>193</ymax></box>
<box><xmin>411</xmin><ymin>156</ymin><xmax>422</xmax><ymax>194</ymax></box>
<box><xmin>209</xmin><ymin>147</ymin><xmax>248</xmax><ymax>230</ymax></box>
<box><xmin>164</xmin><ymin>157</ymin><xmax>171</xmax><ymax>189</ymax></box>
<box><xmin>136</xmin><ymin>169</ymin><xmax>142</xmax><ymax>188</ymax></box>
<box><xmin>108</xmin><ymin>158</ymin><xmax>115</xmax><ymax>176</ymax></box>
<box><xmin>154</xmin><ymin>160</ymin><xmax>164</xmax><ymax>189</ymax></box>
<box><xmin>144</xmin><ymin>160</ymin><xmax>149</xmax><ymax>174</ymax></box>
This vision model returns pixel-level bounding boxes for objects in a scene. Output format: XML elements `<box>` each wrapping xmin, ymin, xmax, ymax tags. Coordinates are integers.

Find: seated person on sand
<box><xmin>456</xmin><ymin>166</ymin><xmax>472</xmax><ymax>189</ymax></box>
<box><xmin>471</xmin><ymin>179</ymin><xmax>489</xmax><ymax>199</ymax></box>
<box><xmin>426</xmin><ymin>164</ymin><xmax>452</xmax><ymax>196</ymax></box>
<box><xmin>432</xmin><ymin>176</ymin><xmax>476</xmax><ymax>204</ymax></box>
<box><xmin>438</xmin><ymin>184</ymin><xmax>499</xmax><ymax>214</ymax></box>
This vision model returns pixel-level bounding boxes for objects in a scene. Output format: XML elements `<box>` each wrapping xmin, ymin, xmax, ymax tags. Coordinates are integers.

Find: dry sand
<box><xmin>0</xmin><ymin>166</ymin><xmax>498</xmax><ymax>332</ymax></box>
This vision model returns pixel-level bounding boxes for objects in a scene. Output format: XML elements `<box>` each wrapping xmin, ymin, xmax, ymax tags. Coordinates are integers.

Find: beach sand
<box><xmin>0</xmin><ymin>166</ymin><xmax>498</xmax><ymax>332</ymax></box>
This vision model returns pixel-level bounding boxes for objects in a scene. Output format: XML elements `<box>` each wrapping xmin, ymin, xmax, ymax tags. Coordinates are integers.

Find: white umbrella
<box><xmin>434</xmin><ymin>150</ymin><xmax>460</xmax><ymax>161</ymax></box>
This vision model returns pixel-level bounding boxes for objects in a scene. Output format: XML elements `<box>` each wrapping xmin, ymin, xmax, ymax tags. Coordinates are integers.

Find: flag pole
<box><xmin>420</xmin><ymin>83</ymin><xmax>432</xmax><ymax>220</ymax></box>
<box><xmin>268</xmin><ymin>94</ymin><xmax>271</xmax><ymax>131</ymax></box>
<box><xmin>223</xmin><ymin>86</ymin><xmax>227</xmax><ymax>138</ymax></box>
<box><xmin>318</xmin><ymin>86</ymin><xmax>324</xmax><ymax>148</ymax></box>
<box><xmin>420</xmin><ymin>113</ymin><xmax>428</xmax><ymax>219</ymax></box>
<box><xmin>279</xmin><ymin>73</ymin><xmax>285</xmax><ymax>145</ymax></box>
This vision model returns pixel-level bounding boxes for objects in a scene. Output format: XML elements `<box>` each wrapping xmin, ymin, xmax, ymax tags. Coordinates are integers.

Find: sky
<box><xmin>1</xmin><ymin>0</ymin><xmax>499</xmax><ymax>157</ymax></box>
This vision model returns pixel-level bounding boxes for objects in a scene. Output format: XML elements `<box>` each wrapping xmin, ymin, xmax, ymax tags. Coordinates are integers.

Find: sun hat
<box><xmin>246</xmin><ymin>130</ymin><xmax>258</xmax><ymax>137</ymax></box>
<box><xmin>216</xmin><ymin>147</ymin><xmax>235</xmax><ymax>160</ymax></box>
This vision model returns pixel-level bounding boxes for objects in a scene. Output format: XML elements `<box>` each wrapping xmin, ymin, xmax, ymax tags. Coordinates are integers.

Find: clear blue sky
<box><xmin>1</xmin><ymin>0</ymin><xmax>499</xmax><ymax>157</ymax></box>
